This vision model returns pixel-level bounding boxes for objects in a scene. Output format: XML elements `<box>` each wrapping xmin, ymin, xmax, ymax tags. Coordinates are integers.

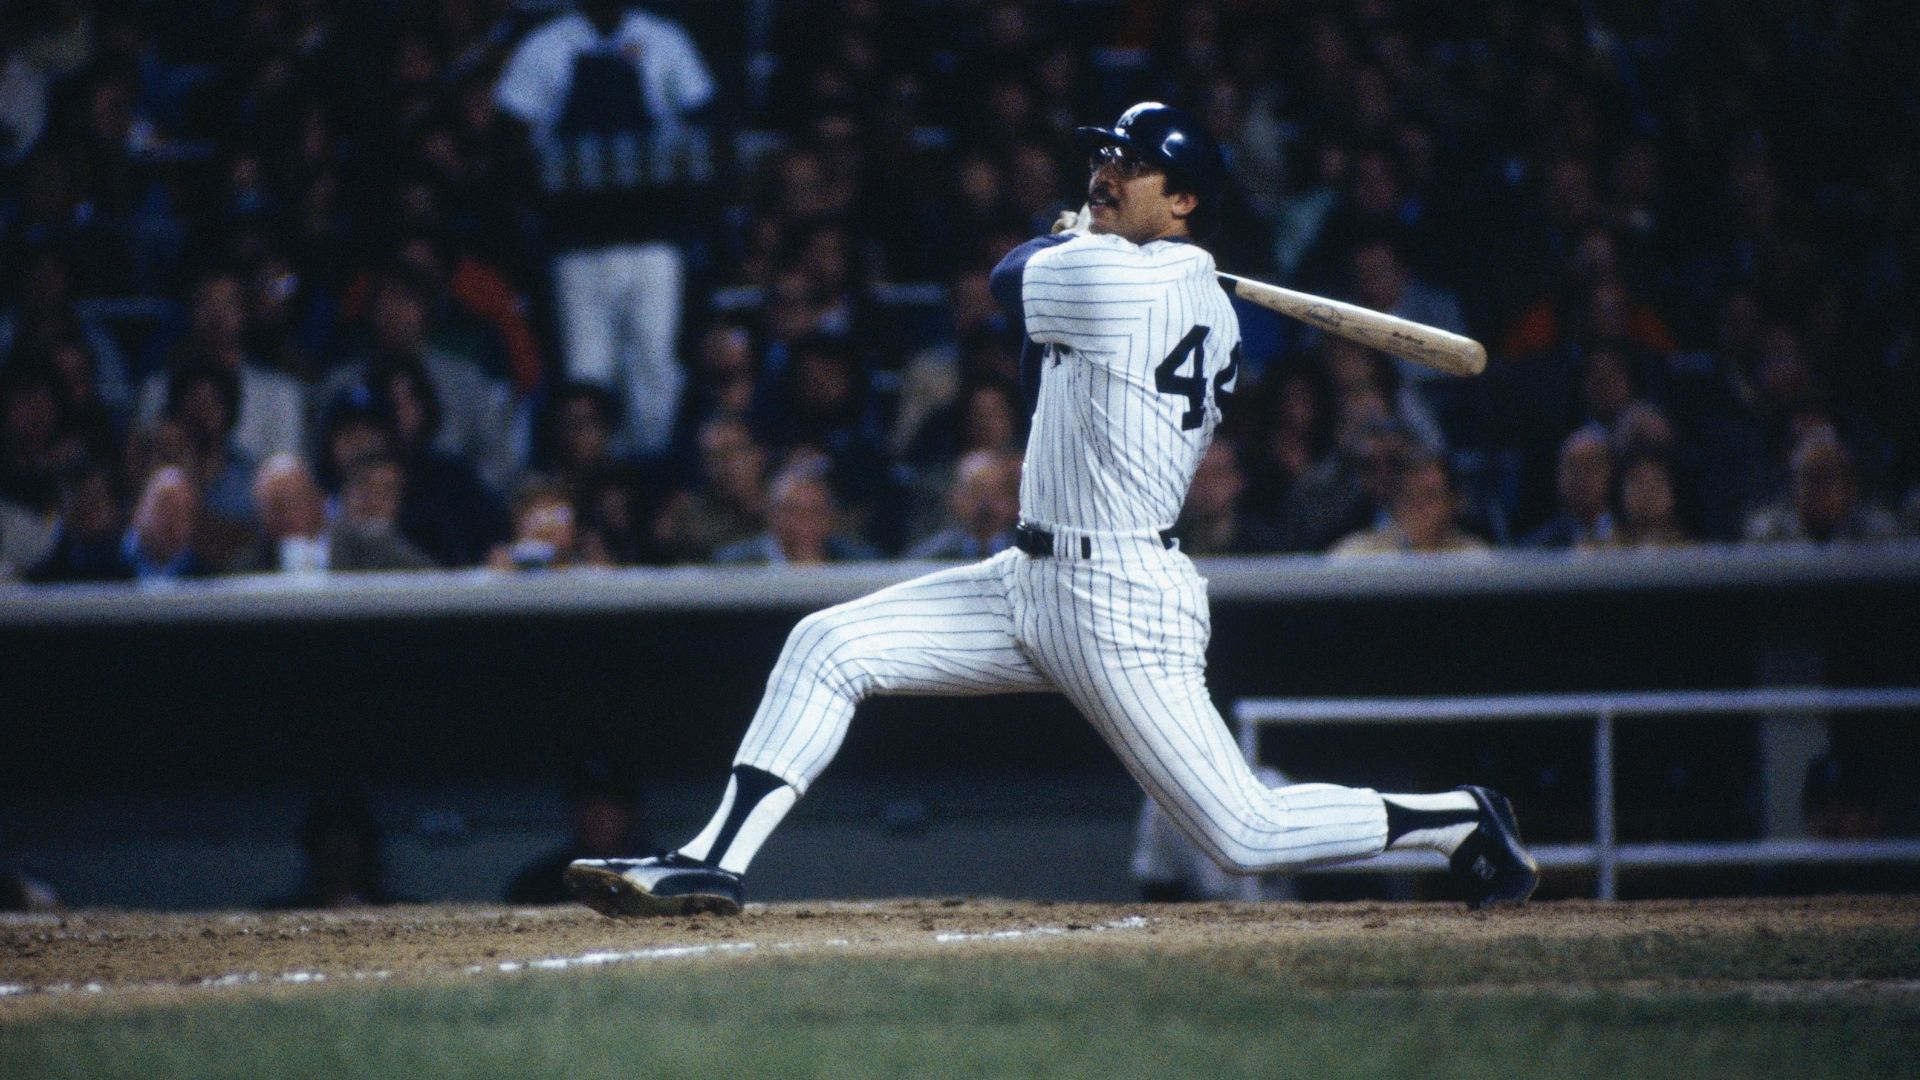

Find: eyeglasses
<box><xmin>1089</xmin><ymin>144</ymin><xmax>1154</xmax><ymax>179</ymax></box>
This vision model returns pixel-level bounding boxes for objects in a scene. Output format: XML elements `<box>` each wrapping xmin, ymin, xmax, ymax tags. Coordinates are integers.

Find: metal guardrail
<box><xmin>1232</xmin><ymin>687</ymin><xmax>1920</xmax><ymax>899</ymax></box>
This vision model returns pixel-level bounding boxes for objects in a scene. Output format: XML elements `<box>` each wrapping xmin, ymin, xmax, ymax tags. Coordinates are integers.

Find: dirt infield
<box><xmin>4</xmin><ymin>895</ymin><xmax>1916</xmax><ymax>1020</ymax></box>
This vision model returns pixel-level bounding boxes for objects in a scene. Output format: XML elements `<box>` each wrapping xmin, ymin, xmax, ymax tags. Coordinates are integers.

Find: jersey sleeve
<box><xmin>652</xmin><ymin>20</ymin><xmax>716</xmax><ymax>115</ymax></box>
<box><xmin>1021</xmin><ymin>234</ymin><xmax>1183</xmax><ymax>358</ymax></box>
<box><xmin>494</xmin><ymin>24</ymin><xmax>569</xmax><ymax>129</ymax></box>
<box><xmin>989</xmin><ymin>234</ymin><xmax>1070</xmax><ymax>335</ymax></box>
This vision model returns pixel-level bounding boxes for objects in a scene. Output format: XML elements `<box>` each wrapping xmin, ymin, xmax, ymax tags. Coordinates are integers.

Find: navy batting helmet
<box><xmin>1074</xmin><ymin>101</ymin><xmax>1227</xmax><ymax>218</ymax></box>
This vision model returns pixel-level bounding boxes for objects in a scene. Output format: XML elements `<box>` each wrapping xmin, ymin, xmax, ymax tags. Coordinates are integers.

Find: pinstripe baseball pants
<box><xmin>733</xmin><ymin>534</ymin><xmax>1389</xmax><ymax>874</ymax></box>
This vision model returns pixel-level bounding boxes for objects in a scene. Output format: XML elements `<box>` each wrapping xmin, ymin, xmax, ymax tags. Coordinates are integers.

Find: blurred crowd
<box><xmin>4</xmin><ymin>0</ymin><xmax>1919</xmax><ymax>584</ymax></box>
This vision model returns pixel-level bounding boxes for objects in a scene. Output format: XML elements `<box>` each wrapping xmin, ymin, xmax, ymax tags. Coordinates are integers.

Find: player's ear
<box><xmin>1167</xmin><ymin>190</ymin><xmax>1198</xmax><ymax>222</ymax></box>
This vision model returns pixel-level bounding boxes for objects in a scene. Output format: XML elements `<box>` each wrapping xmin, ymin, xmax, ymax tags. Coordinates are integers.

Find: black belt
<box><xmin>1014</xmin><ymin>523</ymin><xmax>1175</xmax><ymax>559</ymax></box>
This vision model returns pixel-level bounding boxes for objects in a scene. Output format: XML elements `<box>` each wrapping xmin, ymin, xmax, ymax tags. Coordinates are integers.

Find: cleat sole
<box><xmin>563</xmin><ymin>863</ymin><xmax>744</xmax><ymax>918</ymax></box>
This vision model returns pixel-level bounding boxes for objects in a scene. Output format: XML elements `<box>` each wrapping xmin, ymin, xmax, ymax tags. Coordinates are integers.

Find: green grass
<box><xmin>7</xmin><ymin>941</ymin><xmax>1920</xmax><ymax>1080</ymax></box>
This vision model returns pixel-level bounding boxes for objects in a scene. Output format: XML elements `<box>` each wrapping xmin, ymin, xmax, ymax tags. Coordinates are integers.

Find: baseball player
<box><xmin>566</xmin><ymin>103</ymin><xmax>1538</xmax><ymax>916</ymax></box>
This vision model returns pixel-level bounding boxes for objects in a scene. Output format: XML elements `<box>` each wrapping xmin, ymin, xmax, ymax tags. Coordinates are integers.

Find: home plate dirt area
<box><xmin>3</xmin><ymin>896</ymin><xmax>1916</xmax><ymax>1019</ymax></box>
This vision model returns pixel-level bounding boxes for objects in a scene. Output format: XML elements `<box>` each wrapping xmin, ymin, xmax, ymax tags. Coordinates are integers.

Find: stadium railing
<box><xmin>1231</xmin><ymin>686</ymin><xmax>1920</xmax><ymax>900</ymax></box>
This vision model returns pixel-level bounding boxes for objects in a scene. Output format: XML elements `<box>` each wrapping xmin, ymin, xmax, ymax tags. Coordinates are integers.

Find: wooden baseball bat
<box><xmin>1218</xmin><ymin>273</ymin><xmax>1487</xmax><ymax>377</ymax></box>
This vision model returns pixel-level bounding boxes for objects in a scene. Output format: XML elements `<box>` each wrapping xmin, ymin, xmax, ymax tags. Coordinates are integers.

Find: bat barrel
<box><xmin>1218</xmin><ymin>273</ymin><xmax>1486</xmax><ymax>377</ymax></box>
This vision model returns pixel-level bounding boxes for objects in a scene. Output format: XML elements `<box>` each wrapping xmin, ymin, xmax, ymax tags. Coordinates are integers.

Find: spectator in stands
<box><xmin>763</xmin><ymin>333</ymin><xmax>893</xmax><ymax>535</ymax></box>
<box><xmin>2</xmin><ymin>152</ymin><xmax>82</xmax><ymax>287</ymax></box>
<box><xmin>531</xmin><ymin>381</ymin><xmax>660</xmax><ymax>564</ymax></box>
<box><xmin>29</xmin><ymin>60</ymin><xmax>168</xmax><ymax>295</ymax></box>
<box><xmin>668</xmin><ymin>322</ymin><xmax>759</xmax><ymax>462</ymax></box>
<box><xmin>347</xmin><ymin>365</ymin><xmax>510</xmax><ymax>569</ymax></box>
<box><xmin>488</xmin><ymin>476</ymin><xmax>610</xmax><ymax>571</ymax></box>
<box><xmin>137</xmin><ymin>268</ymin><xmax>306</xmax><ymax>465</ymax></box>
<box><xmin>1500</xmin><ymin>228</ymin><xmax>1677</xmax><ymax>366</ymax></box>
<box><xmin>575</xmin><ymin>464</ymin><xmax>664</xmax><ymax>566</ymax></box>
<box><xmin>1297</xmin><ymin>145</ymin><xmax>1416</xmax><ymax>295</ymax></box>
<box><xmin>336</xmin><ymin>451</ymin><xmax>417</xmax><ymax>554</ymax></box>
<box><xmin>321</xmin><ymin>267</ymin><xmax>515</xmax><ymax>495</ymax></box>
<box><xmin>424</xmin><ymin>71</ymin><xmax>543</xmax><ymax>295</ymax></box>
<box><xmin>315</xmin><ymin>401</ymin><xmax>390</xmax><ymax>496</ymax></box>
<box><xmin>0</xmin><ymin>0</ymin><xmax>1915</xmax><ymax>577</ymax></box>
<box><xmin>20</xmin><ymin>453</ymin><xmax>129</xmax><ymax>580</ymax></box>
<box><xmin>163</xmin><ymin>364</ymin><xmax>256</xmax><ymax>567</ymax></box>
<box><xmin>1611</xmin><ymin>400</ymin><xmax>1680</xmax><ymax>459</ymax></box>
<box><xmin>1744</xmin><ymin>431</ymin><xmax>1901</xmax><ymax>545</ymax></box>
<box><xmin>1322</xmin><ymin>338</ymin><xmax>1445</xmax><ymax>454</ymax></box>
<box><xmin>1174</xmin><ymin>435</ymin><xmax>1275</xmax><ymax>555</ymax></box>
<box><xmin>654</xmin><ymin>415</ymin><xmax>771</xmax><ymax>563</ymax></box>
<box><xmin>263</xmin><ymin>787</ymin><xmax>409</xmax><ymax>909</ymax></box>
<box><xmin>383</xmin><ymin>232</ymin><xmax>529</xmax><ymax>393</ymax></box>
<box><xmin>506</xmin><ymin>759</ymin><xmax>653</xmax><ymax>905</ymax></box>
<box><xmin>1271</xmin><ymin>136</ymin><xmax>1349</xmax><ymax>280</ymax></box>
<box><xmin>1575</xmin><ymin>346</ymin><xmax>1643</xmax><ymax>437</ymax></box>
<box><xmin>122</xmin><ymin>464</ymin><xmax>211</xmax><ymax>581</ymax></box>
<box><xmin>1279</xmin><ymin>414</ymin><xmax>1416</xmax><ymax>554</ymax></box>
<box><xmin>1663</xmin><ymin>292</ymin><xmax>1775</xmax><ymax>540</ymax></box>
<box><xmin>533</xmin><ymin>382</ymin><xmax>616</xmax><ymax>487</ymax></box>
<box><xmin>904</xmin><ymin>372</ymin><xmax>1026</xmax><ymax>472</ymax></box>
<box><xmin>243</xmin><ymin>247</ymin><xmax>331</xmax><ymax>384</ymax></box>
<box><xmin>229</xmin><ymin>453</ymin><xmax>432</xmax><ymax>575</ymax></box>
<box><xmin>1605</xmin><ymin>449</ymin><xmax>1690</xmax><ymax>549</ymax></box>
<box><xmin>494</xmin><ymin>0</ymin><xmax>716</xmax><ymax>459</ymax></box>
<box><xmin>906</xmin><ymin>448</ymin><xmax>1021</xmax><ymax>560</ymax></box>
<box><xmin>900</xmin><ymin>376</ymin><xmax>1025</xmax><ymax>543</ymax></box>
<box><xmin>754</xmin><ymin>266</ymin><xmax>842</xmax><ymax>389</ymax></box>
<box><xmin>889</xmin><ymin>266</ymin><xmax>1007</xmax><ymax>460</ymax></box>
<box><xmin>35</xmin><ymin>336</ymin><xmax>119</xmax><ymax>460</ymax></box>
<box><xmin>1331</xmin><ymin>452</ymin><xmax>1490</xmax><ymax>557</ymax></box>
<box><xmin>0</xmin><ymin>246</ymin><xmax>131</xmax><ymax>419</ymax></box>
<box><xmin>1235</xmin><ymin>365</ymin><xmax>1336</xmax><ymax>536</ymax></box>
<box><xmin>1344</xmin><ymin>237</ymin><xmax>1470</xmax><ymax>430</ymax></box>
<box><xmin>1523</xmin><ymin>428</ymin><xmax>1614</xmax><ymax>549</ymax></box>
<box><xmin>715</xmin><ymin>461</ymin><xmax>878</xmax><ymax>565</ymax></box>
<box><xmin>0</xmin><ymin>363</ymin><xmax>71</xmax><ymax>515</ymax></box>
<box><xmin>785</xmin><ymin>221</ymin><xmax>860</xmax><ymax>340</ymax></box>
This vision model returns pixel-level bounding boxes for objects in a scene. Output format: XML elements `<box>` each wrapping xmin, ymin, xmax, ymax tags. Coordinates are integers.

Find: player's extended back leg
<box><xmin>568</xmin><ymin>554</ymin><xmax>1049</xmax><ymax>917</ymax></box>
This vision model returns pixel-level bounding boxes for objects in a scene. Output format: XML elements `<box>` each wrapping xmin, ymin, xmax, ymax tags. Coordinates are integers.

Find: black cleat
<box><xmin>564</xmin><ymin>852</ymin><xmax>745</xmax><ymax>918</ymax></box>
<box><xmin>1447</xmin><ymin>786</ymin><xmax>1540</xmax><ymax>910</ymax></box>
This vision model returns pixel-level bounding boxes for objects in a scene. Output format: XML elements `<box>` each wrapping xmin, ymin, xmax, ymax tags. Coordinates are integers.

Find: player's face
<box><xmin>1087</xmin><ymin>145</ymin><xmax>1198</xmax><ymax>244</ymax></box>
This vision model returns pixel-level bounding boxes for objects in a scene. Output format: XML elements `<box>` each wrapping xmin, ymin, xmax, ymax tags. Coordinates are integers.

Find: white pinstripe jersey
<box><xmin>1019</xmin><ymin>233</ymin><xmax>1242</xmax><ymax>533</ymax></box>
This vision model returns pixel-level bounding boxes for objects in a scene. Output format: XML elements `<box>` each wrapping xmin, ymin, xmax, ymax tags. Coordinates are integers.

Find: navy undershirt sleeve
<box><xmin>989</xmin><ymin>234</ymin><xmax>1071</xmax><ymax>414</ymax></box>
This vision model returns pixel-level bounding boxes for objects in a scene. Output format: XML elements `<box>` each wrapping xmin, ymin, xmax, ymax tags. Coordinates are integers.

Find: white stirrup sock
<box><xmin>678</xmin><ymin>766</ymin><xmax>799</xmax><ymax>875</ymax></box>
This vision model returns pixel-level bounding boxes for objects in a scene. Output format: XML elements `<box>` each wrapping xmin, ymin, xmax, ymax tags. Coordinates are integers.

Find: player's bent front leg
<box><xmin>570</xmin><ymin>554</ymin><xmax>1049</xmax><ymax>918</ymax></box>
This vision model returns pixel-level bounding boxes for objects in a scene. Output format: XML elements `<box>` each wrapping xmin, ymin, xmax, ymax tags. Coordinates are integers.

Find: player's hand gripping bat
<box><xmin>1217</xmin><ymin>273</ymin><xmax>1487</xmax><ymax>377</ymax></box>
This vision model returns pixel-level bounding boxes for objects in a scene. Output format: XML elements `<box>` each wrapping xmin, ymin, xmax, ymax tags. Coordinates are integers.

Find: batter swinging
<box><xmin>565</xmin><ymin>103</ymin><xmax>1538</xmax><ymax>916</ymax></box>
